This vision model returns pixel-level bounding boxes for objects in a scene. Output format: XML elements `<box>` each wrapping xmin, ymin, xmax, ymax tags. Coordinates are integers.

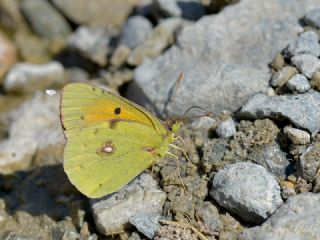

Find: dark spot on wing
<box><xmin>101</xmin><ymin>89</ymin><xmax>105</xmax><ymax>94</ymax></box>
<box><xmin>94</xmin><ymin>129</ymin><xmax>99</xmax><ymax>134</ymax></box>
<box><xmin>80</xmin><ymin>115</ymin><xmax>85</xmax><ymax>120</ymax></box>
<box><xmin>109</xmin><ymin>119</ymin><xmax>120</xmax><ymax>129</ymax></box>
<box><xmin>99</xmin><ymin>183</ymin><xmax>102</xmax><ymax>187</ymax></box>
<box><xmin>92</xmin><ymin>87</ymin><xmax>96</xmax><ymax>91</ymax></box>
<box><xmin>142</xmin><ymin>146</ymin><xmax>156</xmax><ymax>153</ymax></box>
<box><xmin>114</xmin><ymin>107</ymin><xmax>121</xmax><ymax>115</ymax></box>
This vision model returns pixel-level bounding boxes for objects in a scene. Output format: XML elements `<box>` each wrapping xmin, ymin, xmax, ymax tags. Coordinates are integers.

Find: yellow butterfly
<box><xmin>60</xmin><ymin>83</ymin><xmax>182</xmax><ymax>198</ymax></box>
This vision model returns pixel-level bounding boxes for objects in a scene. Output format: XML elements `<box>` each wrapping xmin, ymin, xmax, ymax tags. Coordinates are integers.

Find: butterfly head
<box><xmin>165</xmin><ymin>118</ymin><xmax>182</xmax><ymax>133</ymax></box>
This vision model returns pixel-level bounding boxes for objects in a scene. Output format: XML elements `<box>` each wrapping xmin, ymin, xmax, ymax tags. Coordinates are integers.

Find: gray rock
<box><xmin>0</xmin><ymin>93</ymin><xmax>65</xmax><ymax>173</ymax></box>
<box><xmin>286</xmin><ymin>74</ymin><xmax>311</xmax><ymax>93</ymax></box>
<box><xmin>240</xmin><ymin>193</ymin><xmax>320</xmax><ymax>240</ymax></box>
<box><xmin>271</xmin><ymin>66</ymin><xmax>298</xmax><ymax>87</ymax></box>
<box><xmin>291</xmin><ymin>54</ymin><xmax>320</xmax><ymax>78</ymax></box>
<box><xmin>91</xmin><ymin>173</ymin><xmax>166</xmax><ymax>236</ymax></box>
<box><xmin>288</xmin><ymin>31</ymin><xmax>320</xmax><ymax>57</ymax></box>
<box><xmin>110</xmin><ymin>45</ymin><xmax>132</xmax><ymax>67</ymax></box>
<box><xmin>247</xmin><ymin>144</ymin><xmax>291</xmax><ymax>180</ymax></box>
<box><xmin>4</xmin><ymin>62</ymin><xmax>65</xmax><ymax>94</ymax></box>
<box><xmin>129</xmin><ymin>212</ymin><xmax>161</xmax><ymax>239</ymax></box>
<box><xmin>284</xmin><ymin>126</ymin><xmax>311</xmax><ymax>145</ymax></box>
<box><xmin>52</xmin><ymin>0</ymin><xmax>137</xmax><ymax>28</ymax></box>
<box><xmin>67</xmin><ymin>26</ymin><xmax>110</xmax><ymax>66</ymax></box>
<box><xmin>297</xmin><ymin>142</ymin><xmax>320</xmax><ymax>182</ymax></box>
<box><xmin>215</xmin><ymin>118</ymin><xmax>236</xmax><ymax>138</ymax></box>
<box><xmin>132</xmin><ymin>0</ymin><xmax>319</xmax><ymax>117</ymax></box>
<box><xmin>121</xmin><ymin>16</ymin><xmax>153</xmax><ymax>49</ymax></box>
<box><xmin>195</xmin><ymin>201</ymin><xmax>221</xmax><ymax>232</ymax></box>
<box><xmin>127</xmin><ymin>18</ymin><xmax>184</xmax><ymax>66</ymax></box>
<box><xmin>155</xmin><ymin>0</ymin><xmax>205</xmax><ymax>20</ymax></box>
<box><xmin>304</xmin><ymin>8</ymin><xmax>320</xmax><ymax>29</ymax></box>
<box><xmin>191</xmin><ymin>116</ymin><xmax>216</xmax><ymax>130</ymax></box>
<box><xmin>20</xmin><ymin>0</ymin><xmax>71</xmax><ymax>39</ymax></box>
<box><xmin>202</xmin><ymin>138</ymin><xmax>228</xmax><ymax>173</ymax></box>
<box><xmin>210</xmin><ymin>162</ymin><xmax>283</xmax><ymax>223</ymax></box>
<box><xmin>239</xmin><ymin>92</ymin><xmax>320</xmax><ymax>136</ymax></box>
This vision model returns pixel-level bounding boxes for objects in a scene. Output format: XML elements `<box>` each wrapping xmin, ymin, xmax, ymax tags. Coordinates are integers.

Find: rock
<box><xmin>121</xmin><ymin>16</ymin><xmax>153</xmax><ymax>49</ymax></box>
<box><xmin>202</xmin><ymin>138</ymin><xmax>228</xmax><ymax>172</ymax></box>
<box><xmin>0</xmin><ymin>0</ymin><xmax>29</xmax><ymax>32</ymax></box>
<box><xmin>154</xmin><ymin>0</ymin><xmax>205</xmax><ymax>20</ymax></box>
<box><xmin>67</xmin><ymin>26</ymin><xmax>110</xmax><ymax>66</ymax></box>
<box><xmin>132</xmin><ymin>0</ymin><xmax>318</xmax><ymax>117</ymax></box>
<box><xmin>195</xmin><ymin>201</ymin><xmax>221</xmax><ymax>232</ymax></box>
<box><xmin>270</xmin><ymin>66</ymin><xmax>298</xmax><ymax>87</ymax></box>
<box><xmin>20</xmin><ymin>0</ymin><xmax>71</xmax><ymax>39</ymax></box>
<box><xmin>110</xmin><ymin>45</ymin><xmax>131</xmax><ymax>67</ymax></box>
<box><xmin>14</xmin><ymin>31</ymin><xmax>51</xmax><ymax>64</ymax></box>
<box><xmin>271</xmin><ymin>53</ymin><xmax>285</xmax><ymax>70</ymax></box>
<box><xmin>284</xmin><ymin>126</ymin><xmax>311</xmax><ymax>145</ymax></box>
<box><xmin>286</xmin><ymin>74</ymin><xmax>311</xmax><ymax>93</ymax></box>
<box><xmin>291</xmin><ymin>54</ymin><xmax>320</xmax><ymax>78</ymax></box>
<box><xmin>247</xmin><ymin>144</ymin><xmax>291</xmax><ymax>180</ymax></box>
<box><xmin>215</xmin><ymin>118</ymin><xmax>236</xmax><ymax>138</ymax></box>
<box><xmin>0</xmin><ymin>94</ymin><xmax>65</xmax><ymax>173</ymax></box>
<box><xmin>4</xmin><ymin>62</ymin><xmax>65</xmax><ymax>94</ymax></box>
<box><xmin>129</xmin><ymin>212</ymin><xmax>161</xmax><ymax>239</ymax></box>
<box><xmin>52</xmin><ymin>0</ymin><xmax>138</xmax><ymax>28</ymax></box>
<box><xmin>310</xmin><ymin>71</ymin><xmax>320</xmax><ymax>90</ymax></box>
<box><xmin>297</xmin><ymin>142</ymin><xmax>320</xmax><ymax>182</ymax></box>
<box><xmin>91</xmin><ymin>173</ymin><xmax>166</xmax><ymax>236</ymax></box>
<box><xmin>0</xmin><ymin>30</ymin><xmax>17</xmax><ymax>83</ymax></box>
<box><xmin>190</xmin><ymin>116</ymin><xmax>216</xmax><ymax>130</ymax></box>
<box><xmin>127</xmin><ymin>18</ymin><xmax>184</xmax><ymax>66</ymax></box>
<box><xmin>240</xmin><ymin>193</ymin><xmax>320</xmax><ymax>239</ymax></box>
<box><xmin>210</xmin><ymin>162</ymin><xmax>283</xmax><ymax>223</ymax></box>
<box><xmin>287</xmin><ymin>31</ymin><xmax>320</xmax><ymax>57</ymax></box>
<box><xmin>304</xmin><ymin>8</ymin><xmax>320</xmax><ymax>29</ymax></box>
<box><xmin>65</xmin><ymin>67</ymin><xmax>89</xmax><ymax>83</ymax></box>
<box><xmin>239</xmin><ymin>92</ymin><xmax>320</xmax><ymax>136</ymax></box>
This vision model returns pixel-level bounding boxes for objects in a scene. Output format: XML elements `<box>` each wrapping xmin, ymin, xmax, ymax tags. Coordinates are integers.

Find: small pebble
<box><xmin>215</xmin><ymin>118</ymin><xmax>236</xmax><ymax>138</ymax></box>
<box><xmin>271</xmin><ymin>53</ymin><xmax>284</xmax><ymax>70</ymax></box>
<box><xmin>304</xmin><ymin>8</ymin><xmax>320</xmax><ymax>29</ymax></box>
<box><xmin>288</xmin><ymin>31</ymin><xmax>320</xmax><ymax>57</ymax></box>
<box><xmin>270</xmin><ymin>66</ymin><xmax>298</xmax><ymax>87</ymax></box>
<box><xmin>283</xmin><ymin>126</ymin><xmax>310</xmax><ymax>145</ymax></box>
<box><xmin>291</xmin><ymin>54</ymin><xmax>320</xmax><ymax>78</ymax></box>
<box><xmin>110</xmin><ymin>44</ymin><xmax>131</xmax><ymax>67</ymax></box>
<box><xmin>286</xmin><ymin>74</ymin><xmax>310</xmax><ymax>93</ymax></box>
<box><xmin>310</xmin><ymin>71</ymin><xmax>320</xmax><ymax>90</ymax></box>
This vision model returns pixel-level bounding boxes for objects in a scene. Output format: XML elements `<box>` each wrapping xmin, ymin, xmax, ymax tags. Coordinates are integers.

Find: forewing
<box><xmin>60</xmin><ymin>83</ymin><xmax>166</xmax><ymax>137</ymax></box>
<box><xmin>63</xmin><ymin>121</ymin><xmax>169</xmax><ymax>198</ymax></box>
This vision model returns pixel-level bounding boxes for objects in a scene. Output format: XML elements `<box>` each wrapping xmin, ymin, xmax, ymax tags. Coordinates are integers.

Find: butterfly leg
<box><xmin>166</xmin><ymin>151</ymin><xmax>186</xmax><ymax>193</ymax></box>
<box><xmin>169</xmin><ymin>143</ymin><xmax>192</xmax><ymax>163</ymax></box>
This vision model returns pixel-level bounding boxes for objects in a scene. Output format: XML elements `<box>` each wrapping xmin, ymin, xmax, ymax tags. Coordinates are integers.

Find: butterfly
<box><xmin>60</xmin><ymin>83</ymin><xmax>182</xmax><ymax>198</ymax></box>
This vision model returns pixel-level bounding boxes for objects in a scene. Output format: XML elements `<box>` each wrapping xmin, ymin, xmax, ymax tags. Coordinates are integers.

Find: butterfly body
<box><xmin>60</xmin><ymin>83</ymin><xmax>180</xmax><ymax>198</ymax></box>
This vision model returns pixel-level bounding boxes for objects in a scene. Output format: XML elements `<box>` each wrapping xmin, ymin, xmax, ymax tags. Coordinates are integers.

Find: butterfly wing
<box><xmin>60</xmin><ymin>83</ymin><xmax>172</xmax><ymax>198</ymax></box>
<box><xmin>64</xmin><ymin>121</ymin><xmax>169</xmax><ymax>198</ymax></box>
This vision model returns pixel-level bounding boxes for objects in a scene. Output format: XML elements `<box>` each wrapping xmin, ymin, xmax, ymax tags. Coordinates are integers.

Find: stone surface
<box><xmin>239</xmin><ymin>92</ymin><xmax>320</xmax><ymax>136</ymax></box>
<box><xmin>240</xmin><ymin>193</ymin><xmax>320</xmax><ymax>240</ymax></box>
<box><xmin>52</xmin><ymin>0</ymin><xmax>138</xmax><ymax>28</ymax></box>
<box><xmin>287</xmin><ymin>31</ymin><xmax>320</xmax><ymax>57</ymax></box>
<box><xmin>304</xmin><ymin>8</ymin><xmax>320</xmax><ymax>29</ymax></box>
<box><xmin>195</xmin><ymin>201</ymin><xmax>221</xmax><ymax>232</ymax></box>
<box><xmin>0</xmin><ymin>30</ymin><xmax>17</xmax><ymax>83</ymax></box>
<box><xmin>211</xmin><ymin>162</ymin><xmax>283</xmax><ymax>224</ymax></box>
<box><xmin>310</xmin><ymin>71</ymin><xmax>320</xmax><ymax>90</ymax></box>
<box><xmin>286</xmin><ymin>74</ymin><xmax>311</xmax><ymax>93</ymax></box>
<box><xmin>202</xmin><ymin>138</ymin><xmax>228</xmax><ymax>173</ymax></box>
<box><xmin>110</xmin><ymin>45</ymin><xmax>132</xmax><ymax>67</ymax></box>
<box><xmin>91</xmin><ymin>173</ymin><xmax>166</xmax><ymax>236</ymax></box>
<box><xmin>284</xmin><ymin>126</ymin><xmax>311</xmax><ymax>145</ymax></box>
<box><xmin>291</xmin><ymin>54</ymin><xmax>320</xmax><ymax>78</ymax></box>
<box><xmin>247</xmin><ymin>144</ymin><xmax>291</xmax><ymax>180</ymax></box>
<box><xmin>129</xmin><ymin>212</ymin><xmax>161</xmax><ymax>239</ymax></box>
<box><xmin>297</xmin><ymin>142</ymin><xmax>320</xmax><ymax>182</ymax></box>
<box><xmin>21</xmin><ymin>0</ymin><xmax>71</xmax><ymax>39</ymax></box>
<box><xmin>0</xmin><ymin>94</ymin><xmax>65</xmax><ymax>173</ymax></box>
<box><xmin>215</xmin><ymin>118</ymin><xmax>236</xmax><ymax>138</ymax></box>
<box><xmin>155</xmin><ymin>0</ymin><xmax>205</xmax><ymax>20</ymax></box>
<box><xmin>67</xmin><ymin>26</ymin><xmax>110</xmax><ymax>66</ymax></box>
<box><xmin>132</xmin><ymin>0</ymin><xmax>319</xmax><ymax>117</ymax></box>
<box><xmin>121</xmin><ymin>16</ymin><xmax>153</xmax><ymax>49</ymax></box>
<box><xmin>4</xmin><ymin>62</ymin><xmax>65</xmax><ymax>94</ymax></box>
<box><xmin>127</xmin><ymin>18</ymin><xmax>184</xmax><ymax>66</ymax></box>
<box><xmin>270</xmin><ymin>66</ymin><xmax>298</xmax><ymax>87</ymax></box>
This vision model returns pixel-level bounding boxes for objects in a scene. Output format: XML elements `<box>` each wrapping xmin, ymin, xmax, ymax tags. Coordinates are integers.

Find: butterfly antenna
<box><xmin>169</xmin><ymin>72</ymin><xmax>184</xmax><ymax>116</ymax></box>
<box><xmin>179</xmin><ymin>106</ymin><xmax>214</xmax><ymax>121</ymax></box>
